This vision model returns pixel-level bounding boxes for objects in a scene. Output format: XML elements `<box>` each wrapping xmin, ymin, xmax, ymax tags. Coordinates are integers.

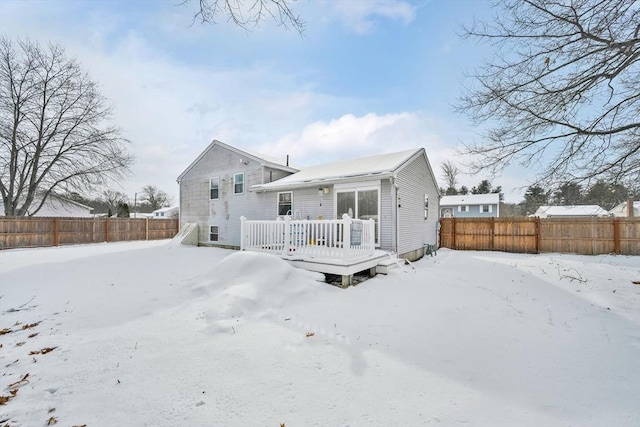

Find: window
<box><xmin>480</xmin><ymin>205</ymin><xmax>493</xmax><ymax>213</ymax></box>
<box><xmin>234</xmin><ymin>173</ymin><xmax>244</xmax><ymax>195</ymax></box>
<box><xmin>210</xmin><ymin>177</ymin><xmax>219</xmax><ymax>200</ymax></box>
<box><xmin>209</xmin><ymin>225</ymin><xmax>219</xmax><ymax>242</ymax></box>
<box><xmin>424</xmin><ymin>195</ymin><xmax>429</xmax><ymax>220</ymax></box>
<box><xmin>458</xmin><ymin>205</ymin><xmax>469</xmax><ymax>212</ymax></box>
<box><xmin>278</xmin><ymin>192</ymin><xmax>292</xmax><ymax>216</ymax></box>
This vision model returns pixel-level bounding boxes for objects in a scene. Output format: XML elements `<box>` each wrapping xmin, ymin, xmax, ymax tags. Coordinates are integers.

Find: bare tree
<box><xmin>457</xmin><ymin>0</ymin><xmax>639</xmax><ymax>187</ymax></box>
<box><xmin>440</xmin><ymin>160</ymin><xmax>460</xmax><ymax>194</ymax></box>
<box><xmin>0</xmin><ymin>37</ymin><xmax>134</xmax><ymax>216</ymax></box>
<box><xmin>138</xmin><ymin>185</ymin><xmax>174</xmax><ymax>211</ymax></box>
<box><xmin>182</xmin><ymin>0</ymin><xmax>305</xmax><ymax>35</ymax></box>
<box><xmin>101</xmin><ymin>189</ymin><xmax>128</xmax><ymax>216</ymax></box>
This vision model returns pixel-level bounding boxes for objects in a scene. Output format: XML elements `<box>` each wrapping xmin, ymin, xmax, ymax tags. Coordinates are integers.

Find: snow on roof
<box><xmin>152</xmin><ymin>206</ymin><xmax>178</xmax><ymax>213</ymax></box>
<box><xmin>253</xmin><ymin>148</ymin><xmax>422</xmax><ymax>190</ymax></box>
<box><xmin>533</xmin><ymin>205</ymin><xmax>610</xmax><ymax>217</ymax></box>
<box><xmin>440</xmin><ymin>193</ymin><xmax>500</xmax><ymax>206</ymax></box>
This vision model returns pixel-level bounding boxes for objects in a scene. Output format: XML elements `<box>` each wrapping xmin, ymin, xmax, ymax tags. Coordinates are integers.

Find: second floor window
<box><xmin>210</xmin><ymin>177</ymin><xmax>219</xmax><ymax>200</ymax></box>
<box><xmin>234</xmin><ymin>173</ymin><xmax>244</xmax><ymax>195</ymax></box>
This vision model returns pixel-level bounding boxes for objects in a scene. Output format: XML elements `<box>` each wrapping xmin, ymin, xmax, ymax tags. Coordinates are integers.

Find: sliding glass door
<box><xmin>336</xmin><ymin>189</ymin><xmax>379</xmax><ymax>244</ymax></box>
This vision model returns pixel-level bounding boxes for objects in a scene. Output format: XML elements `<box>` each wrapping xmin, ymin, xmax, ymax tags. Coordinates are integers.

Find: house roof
<box><xmin>252</xmin><ymin>148</ymin><xmax>424</xmax><ymax>191</ymax></box>
<box><xmin>177</xmin><ymin>139</ymin><xmax>299</xmax><ymax>183</ymax></box>
<box><xmin>152</xmin><ymin>206</ymin><xmax>179</xmax><ymax>214</ymax></box>
<box><xmin>533</xmin><ymin>205</ymin><xmax>610</xmax><ymax>217</ymax></box>
<box><xmin>440</xmin><ymin>193</ymin><xmax>500</xmax><ymax>206</ymax></box>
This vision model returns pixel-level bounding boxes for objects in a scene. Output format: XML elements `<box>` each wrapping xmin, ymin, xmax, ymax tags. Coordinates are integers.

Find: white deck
<box><xmin>240</xmin><ymin>215</ymin><xmax>397</xmax><ymax>280</ymax></box>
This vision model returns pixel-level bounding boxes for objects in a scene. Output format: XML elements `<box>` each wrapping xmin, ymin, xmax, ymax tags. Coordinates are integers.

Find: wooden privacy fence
<box><xmin>439</xmin><ymin>217</ymin><xmax>640</xmax><ymax>256</ymax></box>
<box><xmin>0</xmin><ymin>217</ymin><xmax>179</xmax><ymax>250</ymax></box>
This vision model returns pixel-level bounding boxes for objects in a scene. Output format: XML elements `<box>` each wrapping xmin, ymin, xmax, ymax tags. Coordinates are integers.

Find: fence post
<box><xmin>490</xmin><ymin>217</ymin><xmax>495</xmax><ymax>251</ymax></box>
<box><xmin>452</xmin><ymin>217</ymin><xmax>456</xmax><ymax>250</ymax></box>
<box><xmin>53</xmin><ymin>218</ymin><xmax>59</xmax><ymax>247</ymax></box>
<box><xmin>105</xmin><ymin>218</ymin><xmax>110</xmax><ymax>242</ymax></box>
<box><xmin>145</xmin><ymin>218</ymin><xmax>149</xmax><ymax>240</ymax></box>
<box><xmin>240</xmin><ymin>216</ymin><xmax>246</xmax><ymax>251</ymax></box>
<box><xmin>535</xmin><ymin>217</ymin><xmax>541</xmax><ymax>254</ymax></box>
<box><xmin>613</xmin><ymin>218</ymin><xmax>620</xmax><ymax>254</ymax></box>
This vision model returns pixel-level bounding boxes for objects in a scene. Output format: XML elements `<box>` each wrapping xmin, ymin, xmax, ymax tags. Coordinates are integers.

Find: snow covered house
<box><xmin>151</xmin><ymin>206</ymin><xmax>179</xmax><ymax>219</ymax></box>
<box><xmin>439</xmin><ymin>194</ymin><xmax>500</xmax><ymax>218</ymax></box>
<box><xmin>0</xmin><ymin>193</ymin><xmax>93</xmax><ymax>217</ymax></box>
<box><xmin>609</xmin><ymin>200</ymin><xmax>639</xmax><ymax>217</ymax></box>
<box><xmin>177</xmin><ymin>140</ymin><xmax>440</xmax><ymax>273</ymax></box>
<box><xmin>532</xmin><ymin>205</ymin><xmax>610</xmax><ymax>218</ymax></box>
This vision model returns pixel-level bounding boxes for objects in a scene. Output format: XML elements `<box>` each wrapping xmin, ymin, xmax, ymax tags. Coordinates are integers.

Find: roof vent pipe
<box><xmin>286</xmin><ymin>154</ymin><xmax>289</xmax><ymax>167</ymax></box>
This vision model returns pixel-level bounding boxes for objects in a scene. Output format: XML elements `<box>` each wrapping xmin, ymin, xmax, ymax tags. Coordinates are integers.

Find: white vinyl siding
<box><xmin>396</xmin><ymin>152</ymin><xmax>439</xmax><ymax>257</ymax></box>
<box><xmin>179</xmin><ymin>143</ymin><xmax>294</xmax><ymax>247</ymax></box>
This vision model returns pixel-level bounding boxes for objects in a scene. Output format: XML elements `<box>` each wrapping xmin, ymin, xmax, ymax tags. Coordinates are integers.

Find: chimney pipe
<box><xmin>627</xmin><ymin>197</ymin><xmax>634</xmax><ymax>217</ymax></box>
<box><xmin>286</xmin><ymin>154</ymin><xmax>289</xmax><ymax>167</ymax></box>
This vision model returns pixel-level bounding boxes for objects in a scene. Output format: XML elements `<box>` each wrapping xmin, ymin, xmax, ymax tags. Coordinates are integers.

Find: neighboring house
<box><xmin>130</xmin><ymin>212</ymin><xmax>154</xmax><ymax>219</ymax></box>
<box><xmin>0</xmin><ymin>193</ymin><xmax>93</xmax><ymax>217</ymax></box>
<box><xmin>532</xmin><ymin>205</ymin><xmax>610</xmax><ymax>218</ymax></box>
<box><xmin>177</xmin><ymin>140</ymin><xmax>440</xmax><ymax>261</ymax></box>
<box><xmin>177</xmin><ymin>140</ymin><xmax>298</xmax><ymax>248</ymax></box>
<box><xmin>151</xmin><ymin>206</ymin><xmax>179</xmax><ymax>219</ymax></box>
<box><xmin>609</xmin><ymin>200</ymin><xmax>639</xmax><ymax>217</ymax></box>
<box><xmin>439</xmin><ymin>194</ymin><xmax>500</xmax><ymax>218</ymax></box>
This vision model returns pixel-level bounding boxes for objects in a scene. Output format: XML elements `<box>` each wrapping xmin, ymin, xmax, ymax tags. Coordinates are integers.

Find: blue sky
<box><xmin>1</xmin><ymin>0</ymin><xmax>531</xmax><ymax>203</ymax></box>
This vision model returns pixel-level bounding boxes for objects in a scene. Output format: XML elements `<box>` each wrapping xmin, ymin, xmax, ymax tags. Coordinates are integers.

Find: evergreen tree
<box><xmin>520</xmin><ymin>184</ymin><xmax>550</xmax><ymax>216</ymax></box>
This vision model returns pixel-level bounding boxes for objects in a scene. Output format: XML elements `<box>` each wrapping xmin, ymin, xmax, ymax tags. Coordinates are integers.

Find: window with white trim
<box><xmin>458</xmin><ymin>205</ymin><xmax>469</xmax><ymax>212</ymax></box>
<box><xmin>424</xmin><ymin>194</ymin><xmax>429</xmax><ymax>220</ymax></box>
<box><xmin>233</xmin><ymin>173</ymin><xmax>244</xmax><ymax>195</ymax></box>
<box><xmin>480</xmin><ymin>204</ymin><xmax>493</xmax><ymax>213</ymax></box>
<box><xmin>210</xmin><ymin>177</ymin><xmax>219</xmax><ymax>200</ymax></box>
<box><xmin>278</xmin><ymin>192</ymin><xmax>292</xmax><ymax>216</ymax></box>
<box><xmin>209</xmin><ymin>225</ymin><xmax>219</xmax><ymax>242</ymax></box>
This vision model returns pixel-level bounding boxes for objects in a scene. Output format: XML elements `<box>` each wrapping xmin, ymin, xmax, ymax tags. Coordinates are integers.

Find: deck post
<box><xmin>368</xmin><ymin>218</ymin><xmax>375</xmax><ymax>250</ymax></box>
<box><xmin>341</xmin><ymin>274</ymin><xmax>352</xmax><ymax>288</ymax></box>
<box><xmin>240</xmin><ymin>216</ymin><xmax>246</xmax><ymax>250</ymax></box>
<box><xmin>342</xmin><ymin>214</ymin><xmax>351</xmax><ymax>259</ymax></box>
<box><xmin>283</xmin><ymin>215</ymin><xmax>291</xmax><ymax>255</ymax></box>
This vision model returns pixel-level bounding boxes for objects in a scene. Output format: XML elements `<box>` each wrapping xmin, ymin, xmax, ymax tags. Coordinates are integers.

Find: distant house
<box><xmin>439</xmin><ymin>194</ymin><xmax>500</xmax><ymax>218</ymax></box>
<box><xmin>177</xmin><ymin>140</ymin><xmax>440</xmax><ymax>261</ymax></box>
<box><xmin>609</xmin><ymin>200</ymin><xmax>639</xmax><ymax>217</ymax></box>
<box><xmin>151</xmin><ymin>206</ymin><xmax>179</xmax><ymax>219</ymax></box>
<box><xmin>532</xmin><ymin>205</ymin><xmax>610</xmax><ymax>218</ymax></box>
<box><xmin>0</xmin><ymin>193</ymin><xmax>93</xmax><ymax>217</ymax></box>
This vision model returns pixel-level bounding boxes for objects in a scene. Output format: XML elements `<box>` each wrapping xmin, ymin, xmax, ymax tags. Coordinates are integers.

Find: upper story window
<box><xmin>234</xmin><ymin>173</ymin><xmax>244</xmax><ymax>195</ymax></box>
<box><xmin>458</xmin><ymin>205</ymin><xmax>469</xmax><ymax>212</ymax></box>
<box><xmin>210</xmin><ymin>177</ymin><xmax>219</xmax><ymax>200</ymax></box>
<box><xmin>424</xmin><ymin>194</ymin><xmax>429</xmax><ymax>220</ymax></box>
<box><xmin>278</xmin><ymin>192</ymin><xmax>293</xmax><ymax>216</ymax></box>
<box><xmin>480</xmin><ymin>204</ymin><xmax>493</xmax><ymax>213</ymax></box>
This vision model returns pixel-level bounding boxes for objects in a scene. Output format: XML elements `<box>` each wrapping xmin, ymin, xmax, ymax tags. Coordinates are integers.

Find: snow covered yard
<box><xmin>1</xmin><ymin>241</ymin><xmax>639</xmax><ymax>427</ymax></box>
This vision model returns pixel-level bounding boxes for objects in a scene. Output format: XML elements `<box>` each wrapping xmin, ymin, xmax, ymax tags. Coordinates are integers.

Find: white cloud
<box><xmin>321</xmin><ymin>0</ymin><xmax>418</xmax><ymax>34</ymax></box>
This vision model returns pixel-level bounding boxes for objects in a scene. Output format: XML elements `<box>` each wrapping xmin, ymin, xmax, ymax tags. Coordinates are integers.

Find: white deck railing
<box><xmin>240</xmin><ymin>214</ymin><xmax>376</xmax><ymax>261</ymax></box>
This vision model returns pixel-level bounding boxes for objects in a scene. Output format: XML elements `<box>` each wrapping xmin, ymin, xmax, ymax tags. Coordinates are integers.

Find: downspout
<box><xmin>391</xmin><ymin>174</ymin><xmax>399</xmax><ymax>255</ymax></box>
